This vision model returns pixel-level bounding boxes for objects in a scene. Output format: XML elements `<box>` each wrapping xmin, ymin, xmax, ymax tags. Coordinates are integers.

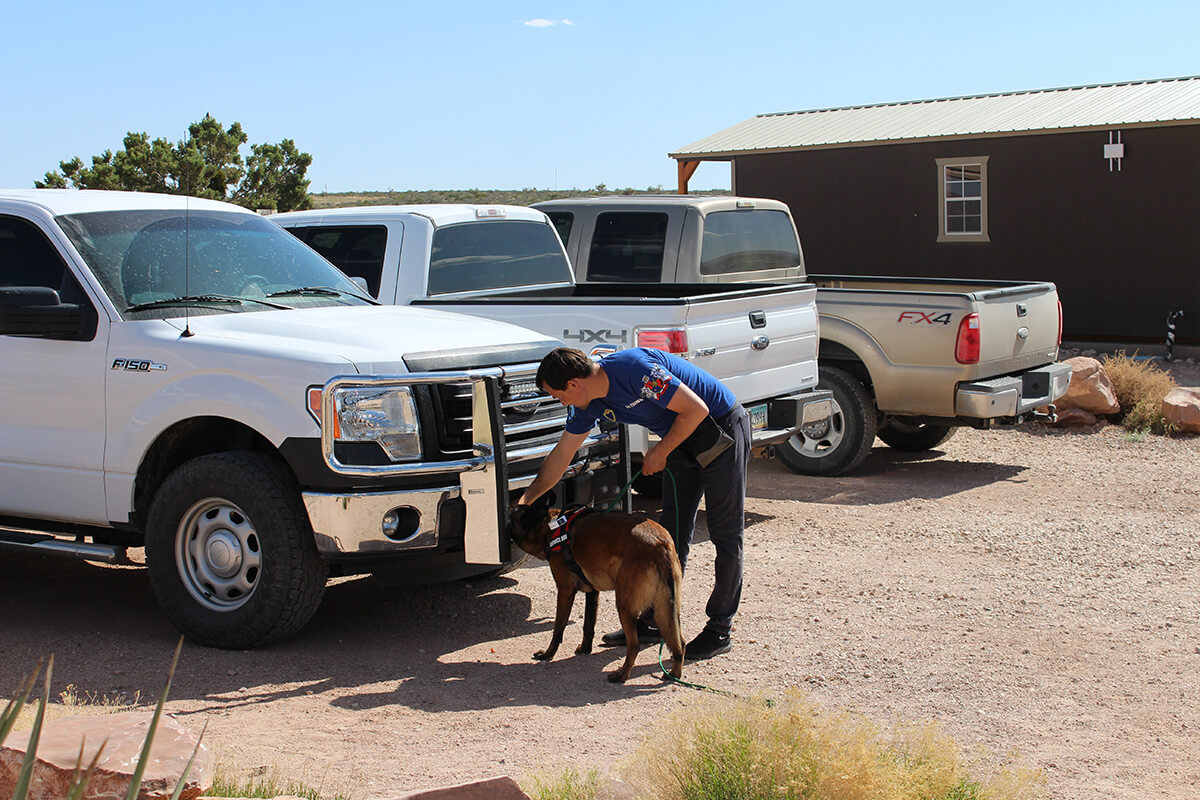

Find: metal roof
<box><xmin>671</xmin><ymin>76</ymin><xmax>1200</xmax><ymax>159</ymax></box>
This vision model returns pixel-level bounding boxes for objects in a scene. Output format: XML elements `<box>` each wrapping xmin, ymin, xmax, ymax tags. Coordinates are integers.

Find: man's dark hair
<box><xmin>536</xmin><ymin>347</ymin><xmax>593</xmax><ymax>390</ymax></box>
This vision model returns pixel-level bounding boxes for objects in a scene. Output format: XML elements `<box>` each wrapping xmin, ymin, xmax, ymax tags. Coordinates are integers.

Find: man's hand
<box><xmin>641</xmin><ymin>444</ymin><xmax>669</xmax><ymax>475</ymax></box>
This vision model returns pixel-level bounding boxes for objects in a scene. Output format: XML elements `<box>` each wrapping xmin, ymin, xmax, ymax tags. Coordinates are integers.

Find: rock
<box><xmin>0</xmin><ymin>711</ymin><xmax>211</xmax><ymax>800</ymax></box>
<box><xmin>381</xmin><ymin>776</ymin><xmax>530</xmax><ymax>800</ymax></box>
<box><xmin>1052</xmin><ymin>407</ymin><xmax>1099</xmax><ymax>427</ymax></box>
<box><xmin>1162</xmin><ymin>387</ymin><xmax>1200</xmax><ymax>433</ymax></box>
<box><xmin>1055</xmin><ymin>357</ymin><xmax>1120</xmax><ymax>415</ymax></box>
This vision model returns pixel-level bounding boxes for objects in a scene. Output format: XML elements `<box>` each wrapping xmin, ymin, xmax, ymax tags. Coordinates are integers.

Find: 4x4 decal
<box><xmin>562</xmin><ymin>328</ymin><xmax>628</xmax><ymax>344</ymax></box>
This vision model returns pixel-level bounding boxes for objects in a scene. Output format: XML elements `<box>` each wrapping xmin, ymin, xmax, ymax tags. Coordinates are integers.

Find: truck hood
<box><xmin>164</xmin><ymin>304</ymin><xmax>557</xmax><ymax>373</ymax></box>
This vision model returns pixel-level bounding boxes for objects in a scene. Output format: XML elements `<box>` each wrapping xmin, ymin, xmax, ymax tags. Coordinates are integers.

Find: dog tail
<box><xmin>653</xmin><ymin>548</ymin><xmax>686</xmax><ymax>668</ymax></box>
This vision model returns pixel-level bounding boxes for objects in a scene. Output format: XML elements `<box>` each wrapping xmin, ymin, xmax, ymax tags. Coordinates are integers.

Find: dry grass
<box><xmin>618</xmin><ymin>691</ymin><xmax>1044</xmax><ymax>800</ymax></box>
<box><xmin>523</xmin><ymin>768</ymin><xmax>603</xmax><ymax>800</ymax></box>
<box><xmin>1101</xmin><ymin>352</ymin><xmax>1178</xmax><ymax>434</ymax></box>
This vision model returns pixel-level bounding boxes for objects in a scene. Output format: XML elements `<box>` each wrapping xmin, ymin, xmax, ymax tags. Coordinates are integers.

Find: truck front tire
<box><xmin>146</xmin><ymin>451</ymin><xmax>328</xmax><ymax>649</ymax></box>
<box><xmin>777</xmin><ymin>366</ymin><xmax>877</xmax><ymax>477</ymax></box>
<box><xmin>877</xmin><ymin>419</ymin><xmax>957</xmax><ymax>451</ymax></box>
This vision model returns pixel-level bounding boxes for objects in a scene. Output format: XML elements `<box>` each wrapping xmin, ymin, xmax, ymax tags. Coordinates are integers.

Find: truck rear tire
<box><xmin>777</xmin><ymin>366</ymin><xmax>877</xmax><ymax>477</ymax></box>
<box><xmin>878</xmin><ymin>419</ymin><xmax>957</xmax><ymax>451</ymax></box>
<box><xmin>145</xmin><ymin>451</ymin><xmax>328</xmax><ymax>649</ymax></box>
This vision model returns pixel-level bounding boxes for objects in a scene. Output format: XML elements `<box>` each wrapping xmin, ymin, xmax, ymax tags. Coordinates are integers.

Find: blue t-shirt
<box><xmin>565</xmin><ymin>348</ymin><xmax>736</xmax><ymax>436</ymax></box>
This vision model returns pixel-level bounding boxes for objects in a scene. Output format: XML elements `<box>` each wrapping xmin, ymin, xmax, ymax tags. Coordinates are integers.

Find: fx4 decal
<box><xmin>897</xmin><ymin>311</ymin><xmax>954</xmax><ymax>325</ymax></box>
<box><xmin>563</xmin><ymin>328</ymin><xmax>628</xmax><ymax>344</ymax></box>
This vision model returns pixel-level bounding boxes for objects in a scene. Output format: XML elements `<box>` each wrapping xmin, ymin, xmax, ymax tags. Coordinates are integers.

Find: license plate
<box><xmin>749</xmin><ymin>403</ymin><xmax>768</xmax><ymax>431</ymax></box>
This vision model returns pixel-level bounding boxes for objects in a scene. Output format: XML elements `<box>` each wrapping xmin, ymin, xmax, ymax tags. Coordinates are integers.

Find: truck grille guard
<box><xmin>316</xmin><ymin>362</ymin><xmax>620</xmax><ymax>564</ymax></box>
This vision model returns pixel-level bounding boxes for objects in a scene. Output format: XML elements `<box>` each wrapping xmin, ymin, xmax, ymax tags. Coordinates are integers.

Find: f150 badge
<box><xmin>111</xmin><ymin>358</ymin><xmax>167</xmax><ymax>372</ymax></box>
<box><xmin>897</xmin><ymin>311</ymin><xmax>953</xmax><ymax>325</ymax></box>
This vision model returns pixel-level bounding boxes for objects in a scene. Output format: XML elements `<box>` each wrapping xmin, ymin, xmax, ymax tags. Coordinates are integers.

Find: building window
<box><xmin>936</xmin><ymin>156</ymin><xmax>989</xmax><ymax>243</ymax></box>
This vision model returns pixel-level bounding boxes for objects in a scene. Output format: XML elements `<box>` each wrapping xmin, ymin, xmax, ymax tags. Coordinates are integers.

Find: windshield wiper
<box><xmin>267</xmin><ymin>286</ymin><xmax>376</xmax><ymax>303</ymax></box>
<box><xmin>125</xmin><ymin>294</ymin><xmax>291</xmax><ymax>313</ymax></box>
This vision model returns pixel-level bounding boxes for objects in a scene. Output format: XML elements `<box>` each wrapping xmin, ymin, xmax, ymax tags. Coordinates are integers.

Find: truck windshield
<box><xmin>700</xmin><ymin>210</ymin><xmax>802</xmax><ymax>275</ymax></box>
<box><xmin>56</xmin><ymin>209</ymin><xmax>372</xmax><ymax>318</ymax></box>
<box><xmin>428</xmin><ymin>220</ymin><xmax>571</xmax><ymax>295</ymax></box>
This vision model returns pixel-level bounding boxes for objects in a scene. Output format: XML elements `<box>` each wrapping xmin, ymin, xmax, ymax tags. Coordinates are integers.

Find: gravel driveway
<box><xmin>4</xmin><ymin>359</ymin><xmax>1198</xmax><ymax>800</ymax></box>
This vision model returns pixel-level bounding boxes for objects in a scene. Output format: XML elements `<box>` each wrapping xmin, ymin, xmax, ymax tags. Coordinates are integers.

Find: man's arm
<box><xmin>518</xmin><ymin>430</ymin><xmax>590</xmax><ymax>505</ymax></box>
<box><xmin>642</xmin><ymin>382</ymin><xmax>709</xmax><ymax>475</ymax></box>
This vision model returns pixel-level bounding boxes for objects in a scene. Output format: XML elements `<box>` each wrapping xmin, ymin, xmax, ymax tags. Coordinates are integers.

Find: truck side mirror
<box><xmin>0</xmin><ymin>286</ymin><xmax>99</xmax><ymax>341</ymax></box>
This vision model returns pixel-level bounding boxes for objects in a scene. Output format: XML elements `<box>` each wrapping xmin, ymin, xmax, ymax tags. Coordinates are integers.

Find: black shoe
<box><xmin>685</xmin><ymin>629</ymin><xmax>732</xmax><ymax>660</ymax></box>
<box><xmin>600</xmin><ymin>620</ymin><xmax>662</xmax><ymax>647</ymax></box>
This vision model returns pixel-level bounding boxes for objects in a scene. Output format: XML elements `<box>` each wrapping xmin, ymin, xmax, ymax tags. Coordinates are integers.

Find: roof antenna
<box><xmin>181</xmin><ymin>196</ymin><xmax>194</xmax><ymax>338</ymax></box>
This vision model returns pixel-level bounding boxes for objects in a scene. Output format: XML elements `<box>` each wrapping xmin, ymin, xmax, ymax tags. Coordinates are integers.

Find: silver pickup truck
<box><xmin>535</xmin><ymin>195</ymin><xmax>1071</xmax><ymax>476</ymax></box>
<box><xmin>270</xmin><ymin>204</ymin><xmax>833</xmax><ymax>487</ymax></box>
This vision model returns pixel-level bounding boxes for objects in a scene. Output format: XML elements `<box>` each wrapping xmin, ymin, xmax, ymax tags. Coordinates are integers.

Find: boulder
<box><xmin>383</xmin><ymin>776</ymin><xmax>530</xmax><ymax>800</ymax></box>
<box><xmin>1162</xmin><ymin>387</ymin><xmax>1200</xmax><ymax>433</ymax></box>
<box><xmin>1055</xmin><ymin>357</ymin><xmax>1120</xmax><ymax>415</ymax></box>
<box><xmin>1051</xmin><ymin>407</ymin><xmax>1099</xmax><ymax>427</ymax></box>
<box><xmin>0</xmin><ymin>711</ymin><xmax>211</xmax><ymax>800</ymax></box>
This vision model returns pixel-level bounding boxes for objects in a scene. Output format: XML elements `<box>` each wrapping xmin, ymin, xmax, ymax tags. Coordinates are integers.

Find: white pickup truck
<box><xmin>270</xmin><ymin>204</ymin><xmax>834</xmax><ymax>484</ymax></box>
<box><xmin>535</xmin><ymin>195</ymin><xmax>1072</xmax><ymax>476</ymax></box>
<box><xmin>0</xmin><ymin>189</ymin><xmax>624</xmax><ymax>648</ymax></box>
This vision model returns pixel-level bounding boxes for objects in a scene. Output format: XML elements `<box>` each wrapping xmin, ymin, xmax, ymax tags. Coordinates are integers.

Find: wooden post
<box><xmin>677</xmin><ymin>160</ymin><xmax>700</xmax><ymax>194</ymax></box>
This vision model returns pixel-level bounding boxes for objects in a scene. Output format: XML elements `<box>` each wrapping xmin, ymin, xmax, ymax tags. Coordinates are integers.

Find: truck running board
<box><xmin>0</xmin><ymin>528</ymin><xmax>127</xmax><ymax>563</ymax></box>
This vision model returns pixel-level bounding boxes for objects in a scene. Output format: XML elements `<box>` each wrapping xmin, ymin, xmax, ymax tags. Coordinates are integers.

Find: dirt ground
<box><xmin>3</xmin><ymin>357</ymin><xmax>1198</xmax><ymax>800</ymax></box>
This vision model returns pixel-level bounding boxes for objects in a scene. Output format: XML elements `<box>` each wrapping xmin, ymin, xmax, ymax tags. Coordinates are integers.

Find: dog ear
<box><xmin>533</xmin><ymin>490</ymin><xmax>556</xmax><ymax>509</ymax></box>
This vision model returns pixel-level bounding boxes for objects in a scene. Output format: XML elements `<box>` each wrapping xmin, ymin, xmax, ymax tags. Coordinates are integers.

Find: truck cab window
<box><xmin>700</xmin><ymin>210</ymin><xmax>802</xmax><ymax>275</ymax></box>
<box><xmin>0</xmin><ymin>216</ymin><xmax>88</xmax><ymax>305</ymax></box>
<box><xmin>547</xmin><ymin>212</ymin><xmax>574</xmax><ymax>247</ymax></box>
<box><xmin>292</xmin><ymin>225</ymin><xmax>387</xmax><ymax>298</ymax></box>
<box><xmin>586</xmin><ymin>212</ymin><xmax>668</xmax><ymax>282</ymax></box>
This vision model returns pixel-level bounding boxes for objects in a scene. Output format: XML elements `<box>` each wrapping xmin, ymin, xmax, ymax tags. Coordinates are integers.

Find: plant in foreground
<box><xmin>616</xmin><ymin>690</ymin><xmax>1045</xmax><ymax>800</ymax></box>
<box><xmin>1</xmin><ymin>638</ymin><xmax>205</xmax><ymax>800</ymax></box>
<box><xmin>522</xmin><ymin>768</ymin><xmax>602</xmax><ymax>800</ymax></box>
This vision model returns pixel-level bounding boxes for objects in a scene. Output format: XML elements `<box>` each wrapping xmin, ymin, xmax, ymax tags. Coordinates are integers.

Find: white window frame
<box><xmin>937</xmin><ymin>156</ymin><xmax>989</xmax><ymax>243</ymax></box>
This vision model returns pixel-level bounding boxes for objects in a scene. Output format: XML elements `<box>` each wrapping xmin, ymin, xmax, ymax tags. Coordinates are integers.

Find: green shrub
<box><xmin>619</xmin><ymin>691</ymin><xmax>1044</xmax><ymax>800</ymax></box>
<box><xmin>207</xmin><ymin>765</ymin><xmax>352</xmax><ymax>800</ymax></box>
<box><xmin>522</xmin><ymin>767</ymin><xmax>602</xmax><ymax>800</ymax></box>
<box><xmin>1101</xmin><ymin>352</ymin><xmax>1177</xmax><ymax>434</ymax></box>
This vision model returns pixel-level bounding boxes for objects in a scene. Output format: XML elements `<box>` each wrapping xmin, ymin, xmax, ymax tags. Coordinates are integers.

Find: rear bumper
<box><xmin>955</xmin><ymin>363</ymin><xmax>1072</xmax><ymax>418</ymax></box>
<box><xmin>749</xmin><ymin>390</ymin><xmax>835</xmax><ymax>446</ymax></box>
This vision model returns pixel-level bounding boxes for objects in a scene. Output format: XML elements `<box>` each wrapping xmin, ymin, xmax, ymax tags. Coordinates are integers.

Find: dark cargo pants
<box><xmin>659</xmin><ymin>404</ymin><xmax>750</xmax><ymax>637</ymax></box>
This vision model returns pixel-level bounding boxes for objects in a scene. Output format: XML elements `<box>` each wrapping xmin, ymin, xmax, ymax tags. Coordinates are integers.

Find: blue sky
<box><xmin>3</xmin><ymin>1</ymin><xmax>1197</xmax><ymax>193</ymax></box>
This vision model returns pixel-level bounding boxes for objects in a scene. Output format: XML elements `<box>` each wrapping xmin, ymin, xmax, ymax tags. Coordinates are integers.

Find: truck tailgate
<box><xmin>973</xmin><ymin>283</ymin><xmax>1061</xmax><ymax>374</ymax></box>
<box><xmin>682</xmin><ymin>283</ymin><xmax>819</xmax><ymax>404</ymax></box>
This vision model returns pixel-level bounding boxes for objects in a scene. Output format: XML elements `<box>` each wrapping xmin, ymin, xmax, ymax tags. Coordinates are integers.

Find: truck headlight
<box><xmin>333</xmin><ymin>386</ymin><xmax>422</xmax><ymax>461</ymax></box>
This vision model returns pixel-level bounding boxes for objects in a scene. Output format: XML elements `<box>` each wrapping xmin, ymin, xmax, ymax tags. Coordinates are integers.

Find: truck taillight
<box><xmin>955</xmin><ymin>313</ymin><xmax>980</xmax><ymax>364</ymax></box>
<box><xmin>1057</xmin><ymin>300</ymin><xmax>1063</xmax><ymax>347</ymax></box>
<box><xmin>636</xmin><ymin>328</ymin><xmax>689</xmax><ymax>354</ymax></box>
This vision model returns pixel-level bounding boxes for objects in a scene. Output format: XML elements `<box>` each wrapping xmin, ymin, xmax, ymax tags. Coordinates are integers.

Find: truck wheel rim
<box><xmin>788</xmin><ymin>398</ymin><xmax>845</xmax><ymax>458</ymax></box>
<box><xmin>175</xmin><ymin>497</ymin><xmax>262</xmax><ymax>612</ymax></box>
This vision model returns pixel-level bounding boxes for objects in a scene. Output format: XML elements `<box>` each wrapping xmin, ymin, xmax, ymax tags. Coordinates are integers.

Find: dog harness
<box><xmin>546</xmin><ymin>505</ymin><xmax>595</xmax><ymax>591</ymax></box>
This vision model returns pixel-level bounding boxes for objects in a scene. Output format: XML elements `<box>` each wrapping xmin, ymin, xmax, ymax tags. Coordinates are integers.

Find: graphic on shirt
<box><xmin>640</xmin><ymin>364</ymin><xmax>673</xmax><ymax>401</ymax></box>
<box><xmin>603</xmin><ymin>409</ymin><xmax>617</xmax><ymax>423</ymax></box>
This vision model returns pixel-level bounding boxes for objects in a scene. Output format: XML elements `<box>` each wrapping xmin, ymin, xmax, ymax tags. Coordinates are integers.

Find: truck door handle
<box><xmin>749</xmin><ymin>310</ymin><xmax>766</xmax><ymax>329</ymax></box>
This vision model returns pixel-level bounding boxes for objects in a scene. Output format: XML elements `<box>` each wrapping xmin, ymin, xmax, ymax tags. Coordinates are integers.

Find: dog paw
<box><xmin>607</xmin><ymin>671</ymin><xmax>628</xmax><ymax>683</ymax></box>
<box><xmin>533</xmin><ymin>650</ymin><xmax>553</xmax><ymax>660</ymax></box>
<box><xmin>575</xmin><ymin>644</ymin><xmax>592</xmax><ymax>655</ymax></box>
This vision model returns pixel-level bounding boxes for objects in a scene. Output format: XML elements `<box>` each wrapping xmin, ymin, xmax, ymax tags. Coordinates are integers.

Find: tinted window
<box><xmin>427</xmin><ymin>220</ymin><xmax>570</xmax><ymax>295</ymax></box>
<box><xmin>546</xmin><ymin>212</ymin><xmax>573</xmax><ymax>248</ymax></box>
<box><xmin>292</xmin><ymin>225</ymin><xmax>387</xmax><ymax>297</ymax></box>
<box><xmin>0</xmin><ymin>216</ymin><xmax>88</xmax><ymax>305</ymax></box>
<box><xmin>700</xmin><ymin>210</ymin><xmax>801</xmax><ymax>275</ymax></box>
<box><xmin>586</xmin><ymin>212</ymin><xmax>667</xmax><ymax>282</ymax></box>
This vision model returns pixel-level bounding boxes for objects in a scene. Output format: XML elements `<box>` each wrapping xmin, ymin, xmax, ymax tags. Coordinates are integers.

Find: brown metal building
<box><xmin>671</xmin><ymin>77</ymin><xmax>1200</xmax><ymax>345</ymax></box>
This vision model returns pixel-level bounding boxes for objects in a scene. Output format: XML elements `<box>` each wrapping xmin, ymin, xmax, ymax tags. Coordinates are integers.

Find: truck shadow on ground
<box><xmin>747</xmin><ymin>447</ymin><xmax>1028</xmax><ymax>506</ymax></box>
<box><xmin>0</xmin><ymin>551</ymin><xmax>677</xmax><ymax>715</ymax></box>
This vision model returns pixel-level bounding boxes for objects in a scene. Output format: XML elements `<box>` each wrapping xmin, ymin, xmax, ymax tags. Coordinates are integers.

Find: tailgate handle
<box><xmin>749</xmin><ymin>310</ymin><xmax>766</xmax><ymax>329</ymax></box>
<box><xmin>1016</xmin><ymin>303</ymin><xmax>1028</xmax><ymax>317</ymax></box>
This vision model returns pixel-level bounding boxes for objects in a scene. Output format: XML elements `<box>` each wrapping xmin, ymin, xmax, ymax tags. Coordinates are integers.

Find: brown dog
<box><xmin>509</xmin><ymin>498</ymin><xmax>685</xmax><ymax>683</ymax></box>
